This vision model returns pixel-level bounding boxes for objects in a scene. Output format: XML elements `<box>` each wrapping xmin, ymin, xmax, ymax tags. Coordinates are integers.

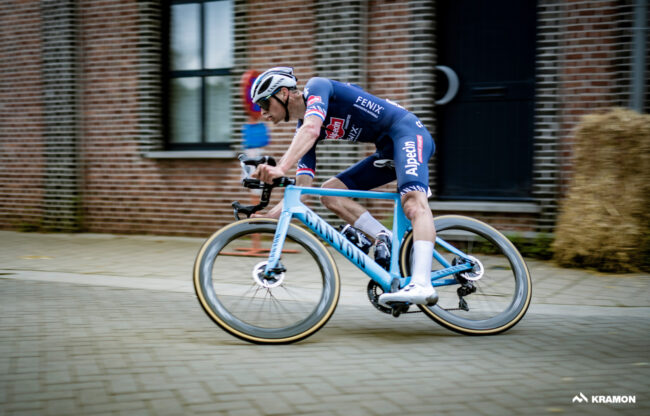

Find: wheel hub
<box><xmin>252</xmin><ymin>261</ymin><xmax>285</xmax><ymax>288</ymax></box>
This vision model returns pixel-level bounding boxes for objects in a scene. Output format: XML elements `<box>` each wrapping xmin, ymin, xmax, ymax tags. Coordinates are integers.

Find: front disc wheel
<box><xmin>194</xmin><ymin>219</ymin><xmax>341</xmax><ymax>344</ymax></box>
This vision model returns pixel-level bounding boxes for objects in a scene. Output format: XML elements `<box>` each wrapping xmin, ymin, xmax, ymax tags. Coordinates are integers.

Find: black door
<box><xmin>435</xmin><ymin>0</ymin><xmax>536</xmax><ymax>200</ymax></box>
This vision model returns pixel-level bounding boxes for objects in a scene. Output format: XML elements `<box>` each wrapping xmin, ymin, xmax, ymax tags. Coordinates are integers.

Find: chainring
<box><xmin>366</xmin><ymin>280</ymin><xmax>393</xmax><ymax>314</ymax></box>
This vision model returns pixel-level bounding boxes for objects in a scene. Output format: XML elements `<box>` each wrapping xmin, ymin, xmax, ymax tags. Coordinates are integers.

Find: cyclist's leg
<box><xmin>394</xmin><ymin>118</ymin><xmax>436</xmax><ymax>282</ymax></box>
<box><xmin>320</xmin><ymin>141</ymin><xmax>396</xmax><ymax>232</ymax></box>
<box><xmin>319</xmin><ymin>177</ymin><xmax>366</xmax><ymax>224</ymax></box>
<box><xmin>402</xmin><ymin>192</ymin><xmax>434</xmax><ymax>242</ymax></box>
<box><xmin>390</xmin><ymin>115</ymin><xmax>435</xmax><ymax>231</ymax></box>
<box><xmin>379</xmin><ymin>115</ymin><xmax>438</xmax><ymax>305</ymax></box>
<box><xmin>401</xmin><ymin>191</ymin><xmax>435</xmax><ymax>287</ymax></box>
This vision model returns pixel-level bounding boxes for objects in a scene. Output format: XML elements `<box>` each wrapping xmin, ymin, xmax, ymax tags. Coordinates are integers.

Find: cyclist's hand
<box><xmin>252</xmin><ymin>210</ymin><xmax>280</xmax><ymax>219</ymax></box>
<box><xmin>252</xmin><ymin>164</ymin><xmax>285</xmax><ymax>184</ymax></box>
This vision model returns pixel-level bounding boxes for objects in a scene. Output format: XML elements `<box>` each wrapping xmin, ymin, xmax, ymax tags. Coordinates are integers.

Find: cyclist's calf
<box><xmin>401</xmin><ymin>190</ymin><xmax>435</xmax><ymax>243</ymax></box>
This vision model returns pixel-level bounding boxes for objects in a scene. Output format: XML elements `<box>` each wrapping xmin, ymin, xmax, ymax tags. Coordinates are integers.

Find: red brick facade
<box><xmin>0</xmin><ymin>1</ymin><xmax>45</xmax><ymax>230</ymax></box>
<box><xmin>1</xmin><ymin>0</ymin><xmax>647</xmax><ymax>236</ymax></box>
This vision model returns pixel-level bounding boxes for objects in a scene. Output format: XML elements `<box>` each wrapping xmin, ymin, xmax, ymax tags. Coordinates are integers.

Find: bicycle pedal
<box><xmin>390</xmin><ymin>302</ymin><xmax>410</xmax><ymax>318</ymax></box>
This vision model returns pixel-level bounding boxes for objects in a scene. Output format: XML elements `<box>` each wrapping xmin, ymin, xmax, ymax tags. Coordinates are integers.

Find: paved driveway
<box><xmin>0</xmin><ymin>231</ymin><xmax>648</xmax><ymax>415</ymax></box>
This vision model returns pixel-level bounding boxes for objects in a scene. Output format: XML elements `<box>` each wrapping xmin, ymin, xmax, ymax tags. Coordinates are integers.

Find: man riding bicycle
<box><xmin>250</xmin><ymin>67</ymin><xmax>438</xmax><ymax>307</ymax></box>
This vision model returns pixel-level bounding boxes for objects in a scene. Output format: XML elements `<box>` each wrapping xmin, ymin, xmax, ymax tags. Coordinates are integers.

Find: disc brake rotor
<box><xmin>459</xmin><ymin>255</ymin><xmax>484</xmax><ymax>281</ymax></box>
<box><xmin>252</xmin><ymin>261</ymin><xmax>285</xmax><ymax>288</ymax></box>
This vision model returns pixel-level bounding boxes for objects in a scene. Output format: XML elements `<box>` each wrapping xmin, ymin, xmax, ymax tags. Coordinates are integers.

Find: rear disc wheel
<box><xmin>400</xmin><ymin>215</ymin><xmax>532</xmax><ymax>335</ymax></box>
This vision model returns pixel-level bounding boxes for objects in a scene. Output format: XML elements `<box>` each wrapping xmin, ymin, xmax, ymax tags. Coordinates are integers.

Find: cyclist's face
<box><xmin>258</xmin><ymin>97</ymin><xmax>276</xmax><ymax>122</ymax></box>
<box><xmin>258</xmin><ymin>90</ymin><xmax>285</xmax><ymax>124</ymax></box>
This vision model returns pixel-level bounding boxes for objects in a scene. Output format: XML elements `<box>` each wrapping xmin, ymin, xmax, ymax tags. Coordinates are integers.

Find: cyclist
<box><xmin>250</xmin><ymin>67</ymin><xmax>438</xmax><ymax>307</ymax></box>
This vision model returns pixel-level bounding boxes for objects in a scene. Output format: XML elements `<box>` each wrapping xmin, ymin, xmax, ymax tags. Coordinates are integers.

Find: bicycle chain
<box><xmin>367</xmin><ymin>280</ymin><xmax>468</xmax><ymax>313</ymax></box>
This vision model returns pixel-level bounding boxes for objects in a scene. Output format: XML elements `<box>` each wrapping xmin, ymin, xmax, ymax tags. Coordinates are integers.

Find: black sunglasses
<box><xmin>256</xmin><ymin>86</ymin><xmax>285</xmax><ymax>112</ymax></box>
<box><xmin>257</xmin><ymin>96</ymin><xmax>272</xmax><ymax>111</ymax></box>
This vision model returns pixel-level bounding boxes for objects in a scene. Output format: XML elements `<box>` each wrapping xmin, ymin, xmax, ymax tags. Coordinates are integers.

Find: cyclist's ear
<box><xmin>277</xmin><ymin>87</ymin><xmax>290</xmax><ymax>100</ymax></box>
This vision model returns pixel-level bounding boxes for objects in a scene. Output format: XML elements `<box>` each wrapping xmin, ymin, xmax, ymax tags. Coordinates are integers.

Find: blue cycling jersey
<box><xmin>296</xmin><ymin>77</ymin><xmax>435</xmax><ymax>195</ymax></box>
<box><xmin>301</xmin><ymin>77</ymin><xmax>409</xmax><ymax>142</ymax></box>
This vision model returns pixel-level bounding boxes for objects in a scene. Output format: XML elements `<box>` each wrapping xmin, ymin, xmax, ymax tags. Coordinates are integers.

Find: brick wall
<box><xmin>1</xmin><ymin>0</ymin><xmax>646</xmax><ymax>236</ymax></box>
<box><xmin>0</xmin><ymin>0</ymin><xmax>45</xmax><ymax>231</ymax></box>
<box><xmin>41</xmin><ymin>0</ymin><xmax>81</xmax><ymax>231</ymax></box>
<box><xmin>535</xmin><ymin>0</ymin><xmax>564</xmax><ymax>232</ymax></box>
<box><xmin>78</xmin><ymin>0</ymin><xmax>248</xmax><ymax>236</ymax></box>
<box><xmin>80</xmin><ymin>0</ymin><xmax>144</xmax><ymax>233</ymax></box>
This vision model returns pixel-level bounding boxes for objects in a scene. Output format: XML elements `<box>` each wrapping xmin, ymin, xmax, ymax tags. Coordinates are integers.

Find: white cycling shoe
<box><xmin>378</xmin><ymin>283</ymin><xmax>439</xmax><ymax>307</ymax></box>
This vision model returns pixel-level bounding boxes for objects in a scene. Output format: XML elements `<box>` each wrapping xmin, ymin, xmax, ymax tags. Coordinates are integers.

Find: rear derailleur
<box><xmin>456</xmin><ymin>280</ymin><xmax>476</xmax><ymax>311</ymax></box>
<box><xmin>453</xmin><ymin>257</ymin><xmax>478</xmax><ymax>311</ymax></box>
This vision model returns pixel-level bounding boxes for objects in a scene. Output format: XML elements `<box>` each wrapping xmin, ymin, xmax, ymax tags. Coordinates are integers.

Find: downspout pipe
<box><xmin>631</xmin><ymin>0</ymin><xmax>647</xmax><ymax>112</ymax></box>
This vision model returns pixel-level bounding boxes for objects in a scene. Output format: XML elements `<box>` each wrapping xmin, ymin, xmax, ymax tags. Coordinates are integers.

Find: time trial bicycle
<box><xmin>193</xmin><ymin>155</ymin><xmax>532</xmax><ymax>344</ymax></box>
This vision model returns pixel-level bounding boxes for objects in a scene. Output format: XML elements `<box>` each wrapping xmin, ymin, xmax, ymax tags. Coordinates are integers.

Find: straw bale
<box><xmin>553</xmin><ymin>108</ymin><xmax>650</xmax><ymax>272</ymax></box>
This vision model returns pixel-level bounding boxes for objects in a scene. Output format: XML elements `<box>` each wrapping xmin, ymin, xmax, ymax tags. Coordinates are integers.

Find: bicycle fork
<box><xmin>262</xmin><ymin>210</ymin><xmax>292</xmax><ymax>276</ymax></box>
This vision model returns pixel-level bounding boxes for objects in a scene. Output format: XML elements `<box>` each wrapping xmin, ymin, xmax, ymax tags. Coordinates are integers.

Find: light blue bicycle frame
<box><xmin>263</xmin><ymin>185</ymin><xmax>474</xmax><ymax>293</ymax></box>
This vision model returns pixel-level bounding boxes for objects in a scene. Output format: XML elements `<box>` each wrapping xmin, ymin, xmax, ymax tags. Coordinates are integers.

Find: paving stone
<box><xmin>43</xmin><ymin>398</ymin><xmax>78</xmax><ymax>416</ymax></box>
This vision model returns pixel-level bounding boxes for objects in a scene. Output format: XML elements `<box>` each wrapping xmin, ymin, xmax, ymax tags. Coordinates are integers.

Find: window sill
<box><xmin>430</xmin><ymin>201</ymin><xmax>541</xmax><ymax>214</ymax></box>
<box><xmin>144</xmin><ymin>150</ymin><xmax>238</xmax><ymax>160</ymax></box>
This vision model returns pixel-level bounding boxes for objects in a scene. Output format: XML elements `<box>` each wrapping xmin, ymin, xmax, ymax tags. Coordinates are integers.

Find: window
<box><xmin>166</xmin><ymin>0</ymin><xmax>233</xmax><ymax>149</ymax></box>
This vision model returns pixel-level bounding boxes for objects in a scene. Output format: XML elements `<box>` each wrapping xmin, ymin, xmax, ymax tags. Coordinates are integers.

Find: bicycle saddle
<box><xmin>373</xmin><ymin>159</ymin><xmax>395</xmax><ymax>169</ymax></box>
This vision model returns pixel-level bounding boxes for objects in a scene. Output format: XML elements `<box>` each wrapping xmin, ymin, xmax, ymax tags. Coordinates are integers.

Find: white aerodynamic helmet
<box><xmin>250</xmin><ymin>66</ymin><xmax>297</xmax><ymax>104</ymax></box>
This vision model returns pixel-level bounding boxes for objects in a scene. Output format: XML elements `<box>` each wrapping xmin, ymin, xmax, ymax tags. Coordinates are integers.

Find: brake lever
<box><xmin>232</xmin><ymin>201</ymin><xmax>260</xmax><ymax>220</ymax></box>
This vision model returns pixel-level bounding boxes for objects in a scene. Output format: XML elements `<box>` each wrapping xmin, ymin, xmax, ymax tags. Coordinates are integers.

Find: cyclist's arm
<box><xmin>278</xmin><ymin>116</ymin><xmax>321</xmax><ymax>172</ymax></box>
<box><xmin>253</xmin><ymin>116</ymin><xmax>322</xmax><ymax>183</ymax></box>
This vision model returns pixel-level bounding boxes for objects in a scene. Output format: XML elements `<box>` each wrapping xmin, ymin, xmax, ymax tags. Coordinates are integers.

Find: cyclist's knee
<box><xmin>401</xmin><ymin>191</ymin><xmax>430</xmax><ymax>220</ymax></box>
<box><xmin>319</xmin><ymin>177</ymin><xmax>347</xmax><ymax>210</ymax></box>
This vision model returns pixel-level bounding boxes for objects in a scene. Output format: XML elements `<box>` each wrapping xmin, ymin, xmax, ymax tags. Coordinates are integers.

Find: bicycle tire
<box><xmin>399</xmin><ymin>215</ymin><xmax>532</xmax><ymax>335</ymax></box>
<box><xmin>193</xmin><ymin>218</ymin><xmax>340</xmax><ymax>344</ymax></box>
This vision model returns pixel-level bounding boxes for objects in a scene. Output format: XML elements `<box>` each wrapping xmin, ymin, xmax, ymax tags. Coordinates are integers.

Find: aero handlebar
<box><xmin>232</xmin><ymin>154</ymin><xmax>295</xmax><ymax>220</ymax></box>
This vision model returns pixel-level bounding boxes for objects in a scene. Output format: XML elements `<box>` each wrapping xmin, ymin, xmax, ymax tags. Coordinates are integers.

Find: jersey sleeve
<box><xmin>303</xmin><ymin>77</ymin><xmax>332</xmax><ymax>122</ymax></box>
<box><xmin>296</xmin><ymin>142</ymin><xmax>317</xmax><ymax>178</ymax></box>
